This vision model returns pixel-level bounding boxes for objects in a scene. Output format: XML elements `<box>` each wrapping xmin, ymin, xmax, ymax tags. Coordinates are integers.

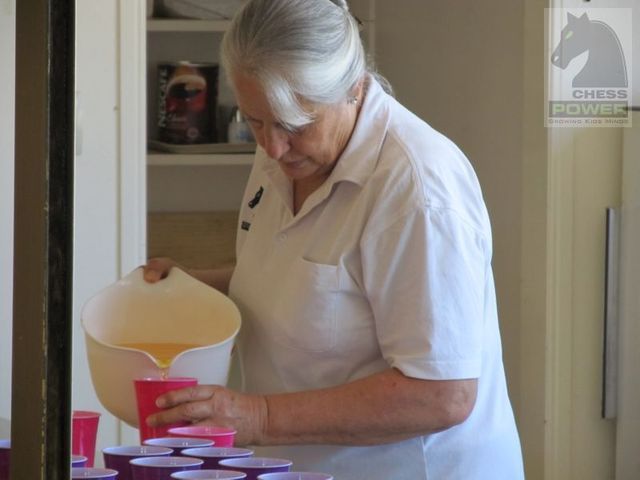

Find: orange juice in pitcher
<box><xmin>118</xmin><ymin>342</ymin><xmax>204</xmax><ymax>377</ymax></box>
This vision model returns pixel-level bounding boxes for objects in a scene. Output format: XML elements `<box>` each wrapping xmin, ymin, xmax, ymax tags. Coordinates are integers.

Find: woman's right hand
<box><xmin>144</xmin><ymin>259</ymin><xmax>234</xmax><ymax>293</ymax></box>
<box><xmin>143</xmin><ymin>257</ymin><xmax>182</xmax><ymax>283</ymax></box>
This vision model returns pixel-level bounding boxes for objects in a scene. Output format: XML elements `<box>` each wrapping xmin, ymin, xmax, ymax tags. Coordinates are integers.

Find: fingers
<box><xmin>146</xmin><ymin>385</ymin><xmax>218</xmax><ymax>427</ymax></box>
<box><xmin>143</xmin><ymin>257</ymin><xmax>175</xmax><ymax>283</ymax></box>
<box><xmin>147</xmin><ymin>398</ymin><xmax>215</xmax><ymax>427</ymax></box>
<box><xmin>145</xmin><ymin>386</ymin><xmax>267</xmax><ymax>447</ymax></box>
<box><xmin>157</xmin><ymin>385</ymin><xmax>217</xmax><ymax>408</ymax></box>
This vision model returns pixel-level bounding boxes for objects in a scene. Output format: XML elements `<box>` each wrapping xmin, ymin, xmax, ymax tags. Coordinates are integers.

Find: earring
<box><xmin>348</xmin><ymin>96</ymin><xmax>358</xmax><ymax>105</ymax></box>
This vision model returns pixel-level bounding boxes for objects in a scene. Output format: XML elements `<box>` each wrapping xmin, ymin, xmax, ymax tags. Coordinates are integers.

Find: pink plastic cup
<box><xmin>218</xmin><ymin>458</ymin><xmax>292</xmax><ymax>480</ymax></box>
<box><xmin>130</xmin><ymin>455</ymin><xmax>203</xmax><ymax>480</ymax></box>
<box><xmin>71</xmin><ymin>467</ymin><xmax>118</xmax><ymax>479</ymax></box>
<box><xmin>103</xmin><ymin>445</ymin><xmax>173</xmax><ymax>480</ymax></box>
<box><xmin>0</xmin><ymin>439</ymin><xmax>10</xmax><ymax>480</ymax></box>
<box><xmin>72</xmin><ymin>410</ymin><xmax>101</xmax><ymax>467</ymax></box>
<box><xmin>181</xmin><ymin>447</ymin><xmax>253</xmax><ymax>470</ymax></box>
<box><xmin>168</xmin><ymin>426</ymin><xmax>236</xmax><ymax>447</ymax></box>
<box><xmin>134</xmin><ymin>377</ymin><xmax>198</xmax><ymax>442</ymax></box>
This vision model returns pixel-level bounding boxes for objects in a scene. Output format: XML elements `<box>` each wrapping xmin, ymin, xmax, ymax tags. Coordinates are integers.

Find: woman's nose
<box><xmin>259</xmin><ymin>126</ymin><xmax>290</xmax><ymax>160</ymax></box>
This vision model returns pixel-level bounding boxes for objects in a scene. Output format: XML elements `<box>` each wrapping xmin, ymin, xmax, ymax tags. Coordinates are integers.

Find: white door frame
<box><xmin>115</xmin><ymin>0</ymin><xmax>148</xmax><ymax>443</ymax></box>
<box><xmin>544</xmin><ymin>1</ymin><xmax>627</xmax><ymax>478</ymax></box>
<box><xmin>72</xmin><ymin>0</ymin><xmax>147</xmax><ymax>449</ymax></box>
<box><xmin>118</xmin><ymin>0</ymin><xmax>148</xmax><ymax>277</ymax></box>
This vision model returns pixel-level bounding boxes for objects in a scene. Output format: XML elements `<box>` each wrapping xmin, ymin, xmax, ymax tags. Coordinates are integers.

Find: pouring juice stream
<box><xmin>118</xmin><ymin>342</ymin><xmax>203</xmax><ymax>378</ymax></box>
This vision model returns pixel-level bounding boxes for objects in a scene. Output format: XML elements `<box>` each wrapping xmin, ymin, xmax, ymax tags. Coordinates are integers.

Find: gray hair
<box><xmin>221</xmin><ymin>0</ymin><xmax>380</xmax><ymax>130</ymax></box>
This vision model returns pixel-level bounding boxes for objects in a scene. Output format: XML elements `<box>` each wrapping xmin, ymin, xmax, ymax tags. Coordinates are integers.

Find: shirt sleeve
<box><xmin>361</xmin><ymin>205</ymin><xmax>489</xmax><ymax>380</ymax></box>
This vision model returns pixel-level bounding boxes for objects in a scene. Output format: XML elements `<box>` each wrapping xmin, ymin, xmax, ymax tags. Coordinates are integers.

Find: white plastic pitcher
<box><xmin>81</xmin><ymin>267</ymin><xmax>241</xmax><ymax>427</ymax></box>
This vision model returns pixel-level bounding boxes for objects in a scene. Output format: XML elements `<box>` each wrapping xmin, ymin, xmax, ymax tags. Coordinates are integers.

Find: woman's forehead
<box><xmin>233</xmin><ymin>71</ymin><xmax>322</xmax><ymax>123</ymax></box>
<box><xmin>233</xmin><ymin>73</ymin><xmax>273</xmax><ymax>118</ymax></box>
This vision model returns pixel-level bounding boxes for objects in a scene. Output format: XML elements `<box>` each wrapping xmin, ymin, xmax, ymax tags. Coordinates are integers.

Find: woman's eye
<box><xmin>280</xmin><ymin>123</ymin><xmax>303</xmax><ymax>136</ymax></box>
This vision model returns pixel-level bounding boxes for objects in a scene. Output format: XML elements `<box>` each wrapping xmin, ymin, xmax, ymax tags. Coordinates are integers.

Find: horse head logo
<box><xmin>551</xmin><ymin>12</ymin><xmax>628</xmax><ymax>88</ymax></box>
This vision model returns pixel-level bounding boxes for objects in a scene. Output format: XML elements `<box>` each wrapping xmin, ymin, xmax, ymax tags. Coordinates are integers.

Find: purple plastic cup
<box><xmin>143</xmin><ymin>437</ymin><xmax>214</xmax><ymax>455</ymax></box>
<box><xmin>171</xmin><ymin>470</ymin><xmax>247</xmax><ymax>479</ymax></box>
<box><xmin>71</xmin><ymin>467</ymin><xmax>119</xmax><ymax>479</ymax></box>
<box><xmin>0</xmin><ymin>440</ymin><xmax>10</xmax><ymax>480</ymax></box>
<box><xmin>168</xmin><ymin>427</ymin><xmax>236</xmax><ymax>448</ymax></box>
<box><xmin>257</xmin><ymin>473</ymin><xmax>333</xmax><ymax>480</ymax></box>
<box><xmin>72</xmin><ymin>455</ymin><xmax>89</xmax><ymax>467</ymax></box>
<box><xmin>218</xmin><ymin>458</ymin><xmax>292</xmax><ymax>480</ymax></box>
<box><xmin>181</xmin><ymin>447</ymin><xmax>253</xmax><ymax>469</ymax></box>
<box><xmin>130</xmin><ymin>455</ymin><xmax>203</xmax><ymax>480</ymax></box>
<box><xmin>103</xmin><ymin>445</ymin><xmax>173</xmax><ymax>480</ymax></box>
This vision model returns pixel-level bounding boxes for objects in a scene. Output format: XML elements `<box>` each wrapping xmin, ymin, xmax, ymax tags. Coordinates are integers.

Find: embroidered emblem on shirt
<box><xmin>241</xmin><ymin>221</ymin><xmax>251</xmax><ymax>231</ymax></box>
<box><xmin>248</xmin><ymin>186</ymin><xmax>264</xmax><ymax>209</ymax></box>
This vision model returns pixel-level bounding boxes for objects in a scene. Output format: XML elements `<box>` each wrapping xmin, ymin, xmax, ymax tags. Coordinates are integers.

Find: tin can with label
<box><xmin>157</xmin><ymin>61</ymin><xmax>219</xmax><ymax>144</ymax></box>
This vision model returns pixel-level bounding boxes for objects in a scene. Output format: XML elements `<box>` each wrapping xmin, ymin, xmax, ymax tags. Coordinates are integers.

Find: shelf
<box><xmin>147</xmin><ymin>19</ymin><xmax>232</xmax><ymax>32</ymax></box>
<box><xmin>147</xmin><ymin>151</ymin><xmax>254</xmax><ymax>167</ymax></box>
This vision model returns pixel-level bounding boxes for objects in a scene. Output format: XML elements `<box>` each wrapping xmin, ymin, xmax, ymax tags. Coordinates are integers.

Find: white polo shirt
<box><xmin>227</xmin><ymin>78</ymin><xmax>524</xmax><ymax>479</ymax></box>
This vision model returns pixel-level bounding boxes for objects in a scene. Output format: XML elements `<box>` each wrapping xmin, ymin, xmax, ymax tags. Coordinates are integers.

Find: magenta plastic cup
<box><xmin>130</xmin><ymin>456</ymin><xmax>203</xmax><ymax>480</ymax></box>
<box><xmin>181</xmin><ymin>447</ymin><xmax>253</xmax><ymax>470</ymax></box>
<box><xmin>257</xmin><ymin>474</ymin><xmax>333</xmax><ymax>480</ymax></box>
<box><xmin>171</xmin><ymin>470</ymin><xmax>247</xmax><ymax>479</ymax></box>
<box><xmin>72</xmin><ymin>410</ymin><xmax>101</xmax><ymax>467</ymax></box>
<box><xmin>168</xmin><ymin>427</ymin><xmax>236</xmax><ymax>448</ymax></box>
<box><xmin>0</xmin><ymin>439</ymin><xmax>10</xmax><ymax>480</ymax></box>
<box><xmin>71</xmin><ymin>467</ymin><xmax>119</xmax><ymax>479</ymax></box>
<box><xmin>103</xmin><ymin>445</ymin><xmax>173</xmax><ymax>480</ymax></box>
<box><xmin>72</xmin><ymin>455</ymin><xmax>89</xmax><ymax>467</ymax></box>
<box><xmin>134</xmin><ymin>377</ymin><xmax>198</xmax><ymax>442</ymax></box>
<box><xmin>218</xmin><ymin>458</ymin><xmax>292</xmax><ymax>480</ymax></box>
<box><xmin>143</xmin><ymin>437</ymin><xmax>214</xmax><ymax>455</ymax></box>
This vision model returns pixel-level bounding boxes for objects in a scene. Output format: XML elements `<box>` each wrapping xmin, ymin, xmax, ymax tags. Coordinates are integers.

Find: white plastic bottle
<box><xmin>227</xmin><ymin>107</ymin><xmax>254</xmax><ymax>144</ymax></box>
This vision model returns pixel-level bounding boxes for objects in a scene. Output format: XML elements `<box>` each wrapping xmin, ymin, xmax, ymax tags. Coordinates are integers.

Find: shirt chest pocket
<box><xmin>268</xmin><ymin>257</ymin><xmax>339</xmax><ymax>353</ymax></box>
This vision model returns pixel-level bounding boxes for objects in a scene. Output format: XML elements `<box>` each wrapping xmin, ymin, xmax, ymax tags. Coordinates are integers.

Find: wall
<box><xmin>374</xmin><ymin>0</ymin><xmax>525</xmax><ymax>426</ymax></box>
<box><xmin>0</xmin><ymin>0</ymin><xmax>15</xmax><ymax>439</ymax></box>
<box><xmin>74</xmin><ymin>0</ymin><xmax>145</xmax><ymax>455</ymax></box>
<box><xmin>519</xmin><ymin>1</ymin><xmax>548</xmax><ymax>478</ymax></box>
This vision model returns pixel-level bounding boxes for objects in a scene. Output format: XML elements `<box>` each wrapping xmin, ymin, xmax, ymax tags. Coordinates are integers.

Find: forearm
<box><xmin>259</xmin><ymin>368</ymin><xmax>477</xmax><ymax>446</ymax></box>
<box><xmin>186</xmin><ymin>264</ymin><xmax>235</xmax><ymax>294</ymax></box>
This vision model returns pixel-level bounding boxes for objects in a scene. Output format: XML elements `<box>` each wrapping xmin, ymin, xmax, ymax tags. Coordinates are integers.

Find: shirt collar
<box><xmin>327</xmin><ymin>76</ymin><xmax>391</xmax><ymax>187</ymax></box>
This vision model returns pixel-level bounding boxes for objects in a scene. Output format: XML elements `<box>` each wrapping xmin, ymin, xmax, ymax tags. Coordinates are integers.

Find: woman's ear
<box><xmin>350</xmin><ymin>77</ymin><xmax>367</xmax><ymax>105</ymax></box>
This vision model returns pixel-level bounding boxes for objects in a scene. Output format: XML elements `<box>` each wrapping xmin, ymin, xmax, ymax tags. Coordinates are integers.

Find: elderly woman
<box><xmin>143</xmin><ymin>0</ymin><xmax>524</xmax><ymax>478</ymax></box>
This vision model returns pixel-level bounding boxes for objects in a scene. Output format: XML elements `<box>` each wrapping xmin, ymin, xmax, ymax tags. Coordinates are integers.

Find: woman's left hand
<box><xmin>146</xmin><ymin>385</ymin><xmax>268</xmax><ymax>446</ymax></box>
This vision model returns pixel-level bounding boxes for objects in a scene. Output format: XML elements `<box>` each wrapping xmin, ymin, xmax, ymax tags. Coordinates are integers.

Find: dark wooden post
<box><xmin>12</xmin><ymin>0</ymin><xmax>74</xmax><ymax>478</ymax></box>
